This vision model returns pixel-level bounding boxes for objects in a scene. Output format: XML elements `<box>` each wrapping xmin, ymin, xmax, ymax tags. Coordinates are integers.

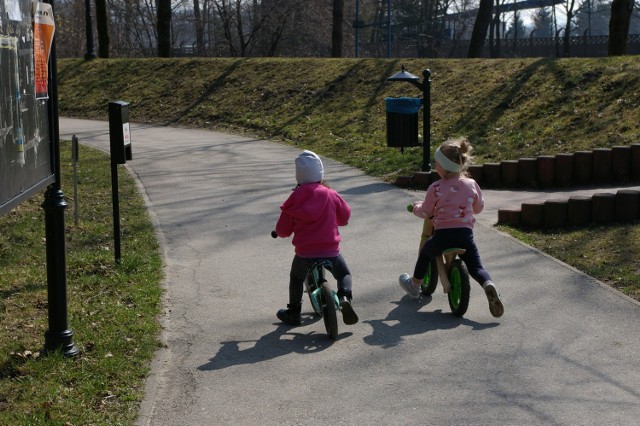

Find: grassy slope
<box><xmin>58</xmin><ymin>57</ymin><xmax>640</xmax><ymax>180</ymax></box>
<box><xmin>57</xmin><ymin>56</ymin><xmax>640</xmax><ymax>301</ymax></box>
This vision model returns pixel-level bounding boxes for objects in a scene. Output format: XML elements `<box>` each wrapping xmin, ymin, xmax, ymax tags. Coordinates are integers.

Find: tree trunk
<box><xmin>157</xmin><ymin>0</ymin><xmax>172</xmax><ymax>57</ymax></box>
<box><xmin>421</xmin><ymin>0</ymin><xmax>436</xmax><ymax>57</ymax></box>
<box><xmin>609</xmin><ymin>0</ymin><xmax>633</xmax><ymax>55</ymax></box>
<box><xmin>468</xmin><ymin>0</ymin><xmax>493</xmax><ymax>58</ymax></box>
<box><xmin>194</xmin><ymin>0</ymin><xmax>205</xmax><ymax>55</ymax></box>
<box><xmin>563</xmin><ymin>10</ymin><xmax>572</xmax><ymax>56</ymax></box>
<box><xmin>563</xmin><ymin>0</ymin><xmax>576</xmax><ymax>57</ymax></box>
<box><xmin>95</xmin><ymin>0</ymin><xmax>109</xmax><ymax>58</ymax></box>
<box><xmin>331</xmin><ymin>0</ymin><xmax>344</xmax><ymax>57</ymax></box>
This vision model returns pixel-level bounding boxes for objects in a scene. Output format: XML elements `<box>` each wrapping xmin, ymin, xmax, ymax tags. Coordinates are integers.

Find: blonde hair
<box><xmin>438</xmin><ymin>137</ymin><xmax>473</xmax><ymax>177</ymax></box>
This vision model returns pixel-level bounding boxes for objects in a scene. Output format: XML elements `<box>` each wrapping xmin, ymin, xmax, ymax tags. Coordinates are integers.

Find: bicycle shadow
<box><xmin>198</xmin><ymin>319</ymin><xmax>350</xmax><ymax>371</ymax></box>
<box><xmin>363</xmin><ymin>297</ymin><xmax>498</xmax><ymax>348</ymax></box>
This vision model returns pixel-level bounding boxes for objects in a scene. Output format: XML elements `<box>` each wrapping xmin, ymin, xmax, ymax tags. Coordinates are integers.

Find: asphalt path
<box><xmin>60</xmin><ymin>118</ymin><xmax>640</xmax><ymax>425</ymax></box>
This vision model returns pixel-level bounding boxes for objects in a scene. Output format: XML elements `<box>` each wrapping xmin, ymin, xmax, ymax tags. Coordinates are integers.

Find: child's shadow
<box><xmin>198</xmin><ymin>315</ymin><xmax>347</xmax><ymax>371</ymax></box>
<box><xmin>363</xmin><ymin>296</ymin><xmax>498</xmax><ymax>348</ymax></box>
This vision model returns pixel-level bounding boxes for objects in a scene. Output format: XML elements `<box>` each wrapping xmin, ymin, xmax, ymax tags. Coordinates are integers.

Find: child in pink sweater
<box><xmin>399</xmin><ymin>137</ymin><xmax>504</xmax><ymax>317</ymax></box>
<box><xmin>274</xmin><ymin>150</ymin><xmax>358</xmax><ymax>326</ymax></box>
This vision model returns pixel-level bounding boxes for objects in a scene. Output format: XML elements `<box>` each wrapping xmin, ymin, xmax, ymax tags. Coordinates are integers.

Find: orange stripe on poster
<box><xmin>33</xmin><ymin>2</ymin><xmax>55</xmax><ymax>99</ymax></box>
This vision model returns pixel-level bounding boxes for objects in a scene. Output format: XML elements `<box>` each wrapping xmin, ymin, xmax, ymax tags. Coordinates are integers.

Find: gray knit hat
<box><xmin>295</xmin><ymin>150</ymin><xmax>324</xmax><ymax>184</ymax></box>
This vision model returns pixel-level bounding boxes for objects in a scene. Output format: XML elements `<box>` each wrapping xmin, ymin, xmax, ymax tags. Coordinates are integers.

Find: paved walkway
<box><xmin>60</xmin><ymin>118</ymin><xmax>640</xmax><ymax>426</ymax></box>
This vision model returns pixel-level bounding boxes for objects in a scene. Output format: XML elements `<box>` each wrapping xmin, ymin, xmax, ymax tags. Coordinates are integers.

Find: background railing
<box><xmin>356</xmin><ymin>34</ymin><xmax>640</xmax><ymax>58</ymax></box>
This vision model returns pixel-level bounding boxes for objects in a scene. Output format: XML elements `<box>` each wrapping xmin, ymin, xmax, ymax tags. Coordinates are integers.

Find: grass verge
<box><xmin>497</xmin><ymin>224</ymin><xmax>640</xmax><ymax>302</ymax></box>
<box><xmin>0</xmin><ymin>141</ymin><xmax>163</xmax><ymax>424</ymax></box>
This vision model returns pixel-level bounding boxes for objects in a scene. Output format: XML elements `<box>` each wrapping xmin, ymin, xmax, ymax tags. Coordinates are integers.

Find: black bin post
<box><xmin>387</xmin><ymin>67</ymin><xmax>432</xmax><ymax>172</ymax></box>
<box><xmin>109</xmin><ymin>101</ymin><xmax>132</xmax><ymax>164</ymax></box>
<box><xmin>108</xmin><ymin>101</ymin><xmax>132</xmax><ymax>264</ymax></box>
<box><xmin>385</xmin><ymin>97</ymin><xmax>422</xmax><ymax>149</ymax></box>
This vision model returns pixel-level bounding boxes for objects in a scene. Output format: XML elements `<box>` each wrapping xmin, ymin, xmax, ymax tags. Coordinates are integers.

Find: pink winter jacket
<box><xmin>275</xmin><ymin>183</ymin><xmax>351</xmax><ymax>258</ymax></box>
<box><xmin>412</xmin><ymin>176</ymin><xmax>484</xmax><ymax>230</ymax></box>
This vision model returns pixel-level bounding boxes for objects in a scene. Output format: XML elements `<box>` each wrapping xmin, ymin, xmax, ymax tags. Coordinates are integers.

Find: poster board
<box><xmin>0</xmin><ymin>0</ymin><xmax>54</xmax><ymax>215</ymax></box>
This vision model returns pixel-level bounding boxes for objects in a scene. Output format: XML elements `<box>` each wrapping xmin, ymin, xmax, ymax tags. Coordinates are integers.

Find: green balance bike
<box><xmin>407</xmin><ymin>205</ymin><xmax>471</xmax><ymax>317</ymax></box>
<box><xmin>272</xmin><ymin>231</ymin><xmax>341</xmax><ymax>339</ymax></box>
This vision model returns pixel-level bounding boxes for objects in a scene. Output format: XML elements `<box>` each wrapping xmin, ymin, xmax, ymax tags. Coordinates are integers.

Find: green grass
<box><xmin>0</xmin><ymin>142</ymin><xmax>163</xmax><ymax>424</ymax></box>
<box><xmin>498</xmin><ymin>224</ymin><xmax>640</xmax><ymax>302</ymax></box>
<box><xmin>57</xmin><ymin>57</ymin><xmax>640</xmax><ymax>179</ymax></box>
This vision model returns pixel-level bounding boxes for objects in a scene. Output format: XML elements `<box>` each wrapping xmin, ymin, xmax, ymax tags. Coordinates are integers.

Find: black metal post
<box><xmin>42</xmin><ymin>190</ymin><xmax>78</xmax><ymax>357</ymax></box>
<box><xmin>422</xmin><ymin>69</ymin><xmax>432</xmax><ymax>172</ymax></box>
<box><xmin>111</xmin><ymin>161</ymin><xmax>122</xmax><ymax>264</ymax></box>
<box><xmin>84</xmin><ymin>0</ymin><xmax>96</xmax><ymax>60</ymax></box>
<box><xmin>72</xmin><ymin>135</ymin><xmax>79</xmax><ymax>226</ymax></box>
<box><xmin>43</xmin><ymin>0</ymin><xmax>79</xmax><ymax>357</ymax></box>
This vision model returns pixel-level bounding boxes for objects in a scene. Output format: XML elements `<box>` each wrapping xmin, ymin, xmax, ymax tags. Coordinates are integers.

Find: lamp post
<box><xmin>387</xmin><ymin>66</ymin><xmax>432</xmax><ymax>172</ymax></box>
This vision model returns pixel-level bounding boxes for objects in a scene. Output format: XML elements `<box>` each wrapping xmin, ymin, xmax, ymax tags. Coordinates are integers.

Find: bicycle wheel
<box><xmin>320</xmin><ymin>282</ymin><xmax>338</xmax><ymax>340</ymax></box>
<box><xmin>447</xmin><ymin>259</ymin><xmax>470</xmax><ymax>317</ymax></box>
<box><xmin>421</xmin><ymin>258</ymin><xmax>438</xmax><ymax>296</ymax></box>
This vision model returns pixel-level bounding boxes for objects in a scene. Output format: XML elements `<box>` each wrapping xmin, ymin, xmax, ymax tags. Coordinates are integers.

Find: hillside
<box><xmin>57</xmin><ymin>57</ymin><xmax>640</xmax><ymax>182</ymax></box>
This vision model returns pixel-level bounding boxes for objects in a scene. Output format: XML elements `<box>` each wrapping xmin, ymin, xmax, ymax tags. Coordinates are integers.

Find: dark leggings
<box><xmin>289</xmin><ymin>254</ymin><xmax>352</xmax><ymax>305</ymax></box>
<box><xmin>414</xmin><ymin>227</ymin><xmax>491</xmax><ymax>286</ymax></box>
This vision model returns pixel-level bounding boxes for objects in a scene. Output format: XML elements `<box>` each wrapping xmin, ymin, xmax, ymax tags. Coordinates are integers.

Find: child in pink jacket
<box><xmin>274</xmin><ymin>150</ymin><xmax>358</xmax><ymax>326</ymax></box>
<box><xmin>399</xmin><ymin>137</ymin><xmax>504</xmax><ymax>318</ymax></box>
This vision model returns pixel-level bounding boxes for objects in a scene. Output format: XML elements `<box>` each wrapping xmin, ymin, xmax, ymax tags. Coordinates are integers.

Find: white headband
<box><xmin>435</xmin><ymin>147</ymin><xmax>463</xmax><ymax>173</ymax></box>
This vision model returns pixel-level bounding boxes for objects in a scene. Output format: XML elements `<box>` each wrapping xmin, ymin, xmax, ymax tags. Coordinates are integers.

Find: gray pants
<box><xmin>288</xmin><ymin>254</ymin><xmax>352</xmax><ymax>305</ymax></box>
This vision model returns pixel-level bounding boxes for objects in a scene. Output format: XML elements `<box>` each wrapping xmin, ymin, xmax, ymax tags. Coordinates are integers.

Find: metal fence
<box><xmin>357</xmin><ymin>34</ymin><xmax>640</xmax><ymax>58</ymax></box>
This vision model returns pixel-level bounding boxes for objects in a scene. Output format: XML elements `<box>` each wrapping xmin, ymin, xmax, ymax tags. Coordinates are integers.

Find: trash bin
<box><xmin>385</xmin><ymin>97</ymin><xmax>422</xmax><ymax>148</ymax></box>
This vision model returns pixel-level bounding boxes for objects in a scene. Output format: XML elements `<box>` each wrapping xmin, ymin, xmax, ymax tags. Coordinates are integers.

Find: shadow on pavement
<box><xmin>197</xmin><ymin>322</ymin><xmax>352</xmax><ymax>371</ymax></box>
<box><xmin>363</xmin><ymin>298</ymin><xmax>499</xmax><ymax>348</ymax></box>
<box><xmin>339</xmin><ymin>182</ymin><xmax>396</xmax><ymax>195</ymax></box>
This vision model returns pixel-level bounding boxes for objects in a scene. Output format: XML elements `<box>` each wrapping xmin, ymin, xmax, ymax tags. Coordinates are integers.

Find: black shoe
<box><xmin>277</xmin><ymin>304</ymin><xmax>301</xmax><ymax>326</ymax></box>
<box><xmin>340</xmin><ymin>296</ymin><xmax>359</xmax><ymax>325</ymax></box>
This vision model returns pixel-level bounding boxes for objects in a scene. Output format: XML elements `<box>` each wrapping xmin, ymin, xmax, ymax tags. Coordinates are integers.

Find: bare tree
<box><xmin>609</xmin><ymin>0</ymin><xmax>633</xmax><ymax>55</ymax></box>
<box><xmin>194</xmin><ymin>0</ymin><xmax>206</xmax><ymax>54</ymax></box>
<box><xmin>52</xmin><ymin>0</ymin><xmax>86</xmax><ymax>57</ymax></box>
<box><xmin>95</xmin><ymin>0</ymin><xmax>110</xmax><ymax>57</ymax></box>
<box><xmin>332</xmin><ymin>0</ymin><xmax>344</xmax><ymax>57</ymax></box>
<box><xmin>211</xmin><ymin>0</ymin><xmax>307</xmax><ymax>57</ymax></box>
<box><xmin>489</xmin><ymin>0</ymin><xmax>506</xmax><ymax>57</ymax></box>
<box><xmin>157</xmin><ymin>0</ymin><xmax>172</xmax><ymax>56</ymax></box>
<box><xmin>468</xmin><ymin>0</ymin><xmax>493</xmax><ymax>57</ymax></box>
<box><xmin>257</xmin><ymin>0</ymin><xmax>308</xmax><ymax>56</ymax></box>
<box><xmin>562</xmin><ymin>0</ymin><xmax>577</xmax><ymax>56</ymax></box>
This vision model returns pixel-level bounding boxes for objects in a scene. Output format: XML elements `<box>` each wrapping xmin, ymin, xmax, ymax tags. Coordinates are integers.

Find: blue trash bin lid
<box><xmin>385</xmin><ymin>97</ymin><xmax>422</xmax><ymax>114</ymax></box>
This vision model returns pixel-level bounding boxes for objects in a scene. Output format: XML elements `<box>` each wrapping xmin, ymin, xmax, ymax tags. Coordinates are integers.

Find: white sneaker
<box><xmin>399</xmin><ymin>273</ymin><xmax>420</xmax><ymax>299</ymax></box>
<box><xmin>482</xmin><ymin>281</ymin><xmax>504</xmax><ymax>318</ymax></box>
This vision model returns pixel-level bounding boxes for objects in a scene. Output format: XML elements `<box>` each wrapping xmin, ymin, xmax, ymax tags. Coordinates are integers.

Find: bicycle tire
<box><xmin>448</xmin><ymin>259</ymin><xmax>470</xmax><ymax>317</ymax></box>
<box><xmin>421</xmin><ymin>258</ymin><xmax>438</xmax><ymax>296</ymax></box>
<box><xmin>320</xmin><ymin>282</ymin><xmax>338</xmax><ymax>340</ymax></box>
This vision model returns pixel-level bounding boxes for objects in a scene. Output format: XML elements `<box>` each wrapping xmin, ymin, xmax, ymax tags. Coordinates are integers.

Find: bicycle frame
<box><xmin>305</xmin><ymin>260</ymin><xmax>340</xmax><ymax>315</ymax></box>
<box><xmin>419</xmin><ymin>216</ymin><xmax>466</xmax><ymax>294</ymax></box>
